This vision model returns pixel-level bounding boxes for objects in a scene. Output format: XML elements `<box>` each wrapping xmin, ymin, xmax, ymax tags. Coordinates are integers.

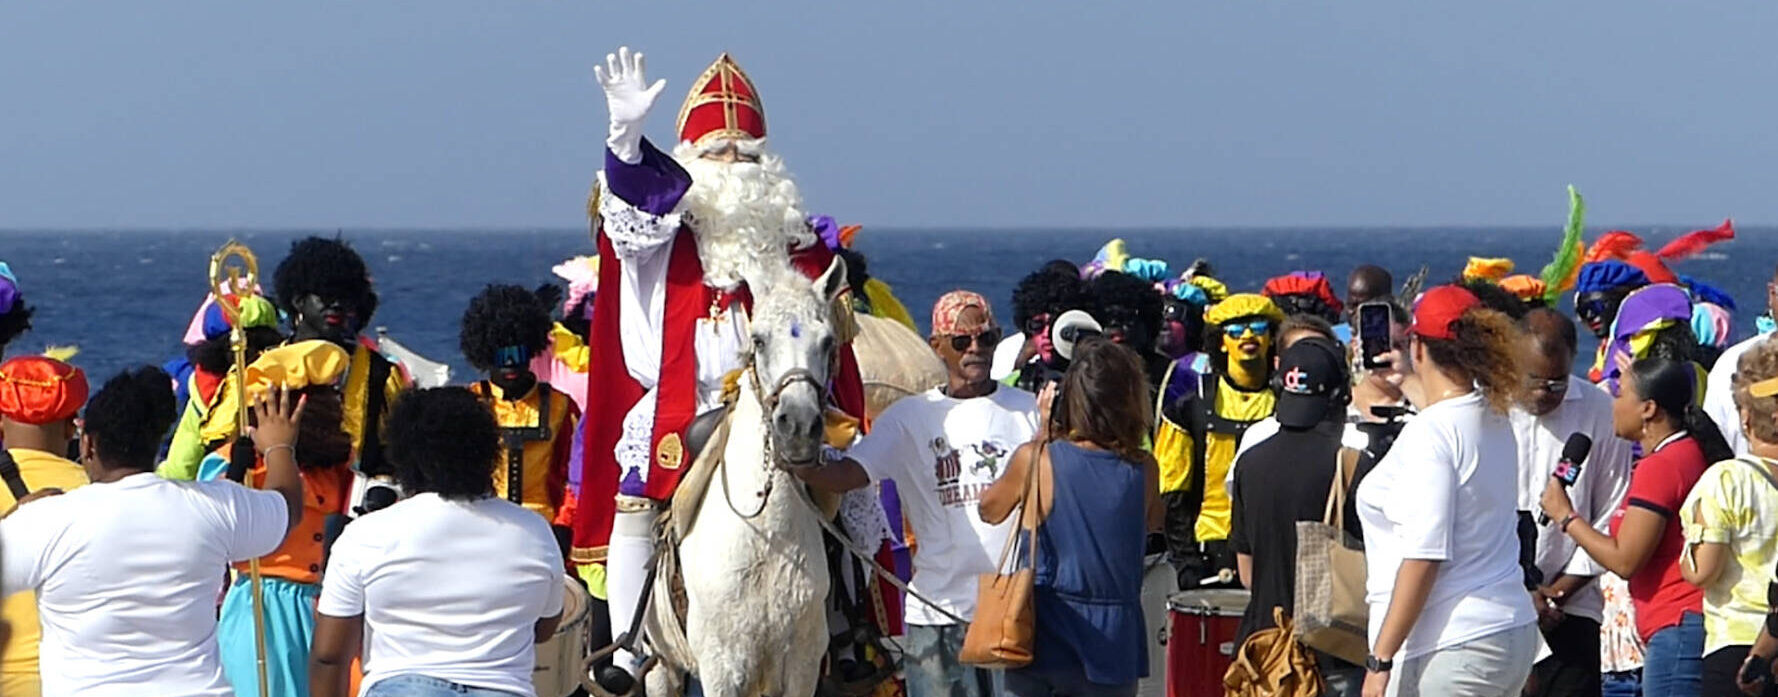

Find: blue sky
<box><xmin>2</xmin><ymin>1</ymin><xmax>1774</xmax><ymax>229</ymax></box>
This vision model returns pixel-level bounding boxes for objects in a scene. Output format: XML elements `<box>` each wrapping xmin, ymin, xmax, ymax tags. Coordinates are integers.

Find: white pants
<box><xmin>1390</xmin><ymin>623</ymin><xmax>1539</xmax><ymax>697</ymax></box>
<box><xmin>606</xmin><ymin>505</ymin><xmax>659</xmax><ymax>673</ymax></box>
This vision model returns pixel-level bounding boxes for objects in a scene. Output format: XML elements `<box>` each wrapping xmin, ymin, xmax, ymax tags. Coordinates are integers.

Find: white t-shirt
<box><xmin>0</xmin><ymin>472</ymin><xmax>288</xmax><ymax>697</ymax></box>
<box><xmin>1508</xmin><ymin>376</ymin><xmax>1634</xmax><ymax>623</ymax></box>
<box><xmin>318</xmin><ymin>493</ymin><xmax>565</xmax><ymax>697</ymax></box>
<box><xmin>1225</xmin><ymin>411</ymin><xmax>1374</xmax><ymax>497</ymax></box>
<box><xmin>1355</xmin><ymin>392</ymin><xmax>1537</xmax><ymax>660</ymax></box>
<box><xmin>847</xmin><ymin>386</ymin><xmax>1039</xmax><ymax>625</ymax></box>
<box><xmin>1705</xmin><ymin>332</ymin><xmax>1770</xmax><ymax>456</ymax></box>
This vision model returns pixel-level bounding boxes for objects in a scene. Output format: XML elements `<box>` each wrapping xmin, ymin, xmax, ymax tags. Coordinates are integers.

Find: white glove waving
<box><xmin>596</xmin><ymin>46</ymin><xmax>667</xmax><ymax>164</ymax></box>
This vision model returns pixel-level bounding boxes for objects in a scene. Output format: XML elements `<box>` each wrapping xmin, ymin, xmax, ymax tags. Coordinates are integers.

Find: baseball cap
<box><xmin>1410</xmin><ymin>285</ymin><xmax>1482</xmax><ymax>341</ymax></box>
<box><xmin>1274</xmin><ymin>337</ymin><xmax>1348</xmax><ymax>429</ymax></box>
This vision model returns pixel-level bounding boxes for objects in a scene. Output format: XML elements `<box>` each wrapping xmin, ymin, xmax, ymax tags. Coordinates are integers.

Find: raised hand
<box><xmin>595</xmin><ymin>46</ymin><xmax>668</xmax><ymax>163</ymax></box>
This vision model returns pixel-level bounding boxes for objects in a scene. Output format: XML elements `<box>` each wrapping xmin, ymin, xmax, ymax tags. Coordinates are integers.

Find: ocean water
<box><xmin>3</xmin><ymin>227</ymin><xmax>1772</xmax><ymax>382</ymax></box>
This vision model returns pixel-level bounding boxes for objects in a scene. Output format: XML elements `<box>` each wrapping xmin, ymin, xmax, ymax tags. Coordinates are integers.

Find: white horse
<box><xmin>644</xmin><ymin>256</ymin><xmax>848</xmax><ymax>697</ymax></box>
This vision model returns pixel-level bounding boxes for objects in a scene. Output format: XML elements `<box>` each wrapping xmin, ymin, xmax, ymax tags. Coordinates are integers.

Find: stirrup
<box><xmin>583</xmin><ymin>643</ymin><xmax>661</xmax><ymax>697</ymax></box>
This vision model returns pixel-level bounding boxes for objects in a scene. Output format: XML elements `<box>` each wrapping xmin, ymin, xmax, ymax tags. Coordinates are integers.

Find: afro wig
<box><xmin>1088</xmin><ymin>271</ymin><xmax>1164</xmax><ymax>341</ymax></box>
<box><xmin>272</xmin><ymin>236</ymin><xmax>378</xmax><ymax>322</ymax></box>
<box><xmin>386</xmin><ymin>387</ymin><xmax>500</xmax><ymax>500</ymax></box>
<box><xmin>1458</xmin><ymin>278</ymin><xmax>1529</xmax><ymax>321</ymax></box>
<box><xmin>0</xmin><ymin>303</ymin><xmax>30</xmax><ymax>354</ymax></box>
<box><xmin>459</xmin><ymin>284</ymin><xmax>554</xmax><ymax>373</ymax></box>
<box><xmin>1011</xmin><ymin>263</ymin><xmax>1091</xmax><ymax>333</ymax></box>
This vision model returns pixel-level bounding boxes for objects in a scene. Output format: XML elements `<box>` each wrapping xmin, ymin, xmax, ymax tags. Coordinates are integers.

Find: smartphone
<box><xmin>1358</xmin><ymin>302</ymin><xmax>1393</xmax><ymax>370</ymax></box>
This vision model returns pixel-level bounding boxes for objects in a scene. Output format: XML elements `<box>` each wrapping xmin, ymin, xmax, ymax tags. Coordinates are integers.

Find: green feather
<box><xmin>1539</xmin><ymin>186</ymin><xmax>1585</xmax><ymax>305</ymax></box>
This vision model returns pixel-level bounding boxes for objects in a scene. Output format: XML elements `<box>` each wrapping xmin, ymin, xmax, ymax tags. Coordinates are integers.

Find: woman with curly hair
<box><xmin>1355</xmin><ymin>285</ymin><xmax>1540</xmax><ymax>697</ymax></box>
<box><xmin>1</xmin><ymin>367</ymin><xmax>303</xmax><ymax>695</ymax></box>
<box><xmin>311</xmin><ymin>387</ymin><xmax>565</xmax><ymax>697</ymax></box>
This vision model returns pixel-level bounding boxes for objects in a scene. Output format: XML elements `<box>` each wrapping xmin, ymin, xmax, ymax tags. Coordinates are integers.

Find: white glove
<box><xmin>595</xmin><ymin>46</ymin><xmax>667</xmax><ymax>165</ymax></box>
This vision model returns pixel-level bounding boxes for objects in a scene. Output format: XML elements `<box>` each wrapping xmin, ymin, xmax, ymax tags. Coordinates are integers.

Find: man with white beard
<box><xmin>569</xmin><ymin>47</ymin><xmax>869</xmax><ymax>692</ymax></box>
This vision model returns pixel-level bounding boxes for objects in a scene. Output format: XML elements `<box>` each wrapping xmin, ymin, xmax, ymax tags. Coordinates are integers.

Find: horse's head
<box><xmin>747</xmin><ymin>255</ymin><xmax>848</xmax><ymax>468</ymax></box>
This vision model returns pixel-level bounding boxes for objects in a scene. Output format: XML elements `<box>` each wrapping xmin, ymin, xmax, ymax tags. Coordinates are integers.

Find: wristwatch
<box><xmin>1365</xmin><ymin>654</ymin><xmax>1394</xmax><ymax>673</ymax></box>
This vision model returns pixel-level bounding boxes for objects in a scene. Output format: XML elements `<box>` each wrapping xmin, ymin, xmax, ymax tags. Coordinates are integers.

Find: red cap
<box><xmin>1411</xmin><ymin>285</ymin><xmax>1481</xmax><ymax>341</ymax></box>
<box><xmin>0</xmin><ymin>356</ymin><xmax>88</xmax><ymax>425</ymax></box>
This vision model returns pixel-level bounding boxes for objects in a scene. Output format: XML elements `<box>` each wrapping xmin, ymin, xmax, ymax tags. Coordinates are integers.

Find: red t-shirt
<box><xmin>1610</xmin><ymin>435</ymin><xmax>1707</xmax><ymax>642</ymax></box>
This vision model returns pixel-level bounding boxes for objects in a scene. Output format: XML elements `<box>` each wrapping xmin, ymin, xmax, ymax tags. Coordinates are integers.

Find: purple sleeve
<box><xmin>605</xmin><ymin>137</ymin><xmax>692</xmax><ymax>216</ymax></box>
<box><xmin>568</xmin><ymin>417</ymin><xmax>586</xmax><ymax>492</ymax></box>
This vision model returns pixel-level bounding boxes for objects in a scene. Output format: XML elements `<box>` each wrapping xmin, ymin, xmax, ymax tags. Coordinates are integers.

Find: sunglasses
<box><xmin>1221</xmin><ymin>319</ymin><xmax>1274</xmax><ymax>339</ymax></box>
<box><xmin>1023</xmin><ymin>314</ymin><xmax>1052</xmax><ymax>336</ymax></box>
<box><xmin>1526</xmin><ymin>377</ymin><xmax>1569</xmax><ymax>395</ymax></box>
<box><xmin>949</xmin><ymin>328</ymin><xmax>1004</xmax><ymax>352</ymax></box>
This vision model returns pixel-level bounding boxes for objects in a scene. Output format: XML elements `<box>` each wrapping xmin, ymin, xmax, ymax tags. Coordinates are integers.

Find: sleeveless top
<box><xmin>1025</xmin><ymin>441</ymin><xmax>1149</xmax><ymax>685</ymax></box>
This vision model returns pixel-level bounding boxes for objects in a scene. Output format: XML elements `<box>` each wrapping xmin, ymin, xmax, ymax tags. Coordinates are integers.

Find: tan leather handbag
<box><xmin>959</xmin><ymin>442</ymin><xmax>1045</xmax><ymax>668</ymax></box>
<box><xmin>1224</xmin><ymin>607</ymin><xmax>1324</xmax><ymax>697</ymax></box>
<box><xmin>1292</xmin><ymin>448</ymin><xmax>1370</xmax><ymax>665</ymax></box>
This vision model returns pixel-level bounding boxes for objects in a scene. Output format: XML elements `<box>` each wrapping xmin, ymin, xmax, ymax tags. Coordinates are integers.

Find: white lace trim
<box><xmin>615</xmin><ymin>389</ymin><xmax>658</xmax><ymax>485</ymax></box>
<box><xmin>839</xmin><ymin>486</ymin><xmax>895</xmax><ymax>549</ymax></box>
<box><xmin>598</xmin><ymin>173</ymin><xmax>682</xmax><ymax>261</ymax></box>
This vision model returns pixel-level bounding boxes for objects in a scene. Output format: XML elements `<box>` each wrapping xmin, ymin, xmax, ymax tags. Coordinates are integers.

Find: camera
<box><xmin>348</xmin><ymin>472</ymin><xmax>403</xmax><ymax>518</ymax></box>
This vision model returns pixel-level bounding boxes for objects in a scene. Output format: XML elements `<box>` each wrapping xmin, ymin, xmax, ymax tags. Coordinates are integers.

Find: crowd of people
<box><xmin>1</xmin><ymin>44</ymin><xmax>1777</xmax><ymax>697</ymax></box>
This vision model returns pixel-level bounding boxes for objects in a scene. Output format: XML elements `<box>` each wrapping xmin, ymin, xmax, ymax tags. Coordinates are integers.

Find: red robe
<box><xmin>569</xmin><ymin>226</ymin><xmax>866</xmax><ymax>564</ymax></box>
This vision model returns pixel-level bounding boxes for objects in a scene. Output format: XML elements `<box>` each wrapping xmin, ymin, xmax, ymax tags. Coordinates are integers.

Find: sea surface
<box><xmin>4</xmin><ymin>227</ymin><xmax>1773</xmax><ymax>382</ymax></box>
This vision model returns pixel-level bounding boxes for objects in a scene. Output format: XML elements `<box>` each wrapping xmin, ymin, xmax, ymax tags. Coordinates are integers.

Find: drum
<box><xmin>1135</xmin><ymin>555</ymin><xmax>1173</xmax><ymax>697</ymax></box>
<box><xmin>1164</xmin><ymin>588</ymin><xmax>1249</xmax><ymax>697</ymax></box>
<box><xmin>534</xmin><ymin>578</ymin><xmax>592</xmax><ymax>697</ymax></box>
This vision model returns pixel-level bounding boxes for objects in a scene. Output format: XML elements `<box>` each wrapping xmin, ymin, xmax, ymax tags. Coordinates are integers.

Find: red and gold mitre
<box><xmin>675</xmin><ymin>53</ymin><xmax>766</xmax><ymax>147</ymax></box>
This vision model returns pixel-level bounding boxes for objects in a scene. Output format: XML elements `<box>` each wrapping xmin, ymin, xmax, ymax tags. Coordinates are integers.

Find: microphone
<box><xmin>226</xmin><ymin>437</ymin><xmax>257</xmax><ymax>483</ymax></box>
<box><xmin>1539</xmin><ymin>433</ymin><xmax>1593</xmax><ymax>525</ymax></box>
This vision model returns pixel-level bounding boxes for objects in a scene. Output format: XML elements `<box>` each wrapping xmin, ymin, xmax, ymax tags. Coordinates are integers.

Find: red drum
<box><xmin>1164</xmin><ymin>589</ymin><xmax>1249</xmax><ymax>697</ymax></box>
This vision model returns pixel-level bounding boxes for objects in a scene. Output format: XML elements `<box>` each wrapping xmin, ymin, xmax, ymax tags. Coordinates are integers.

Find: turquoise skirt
<box><xmin>218</xmin><ymin>575</ymin><xmax>319</xmax><ymax>697</ymax></box>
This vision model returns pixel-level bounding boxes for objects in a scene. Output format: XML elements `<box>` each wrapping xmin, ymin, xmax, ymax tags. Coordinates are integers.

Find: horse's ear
<box><xmin>816</xmin><ymin>254</ymin><xmax>848</xmax><ymax>303</ymax></box>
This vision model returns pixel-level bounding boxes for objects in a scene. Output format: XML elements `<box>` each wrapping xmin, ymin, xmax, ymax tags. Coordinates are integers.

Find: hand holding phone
<box><xmin>1357</xmin><ymin>303</ymin><xmax>1393</xmax><ymax>370</ymax></box>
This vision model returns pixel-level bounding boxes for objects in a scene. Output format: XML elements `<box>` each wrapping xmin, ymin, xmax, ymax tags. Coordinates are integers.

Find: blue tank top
<box><xmin>1022</xmin><ymin>440</ymin><xmax>1148</xmax><ymax>686</ymax></box>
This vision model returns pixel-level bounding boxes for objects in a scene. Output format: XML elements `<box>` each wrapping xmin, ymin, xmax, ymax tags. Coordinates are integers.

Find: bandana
<box><xmin>1205</xmin><ymin>293</ymin><xmax>1285</xmax><ymax>327</ymax></box>
<box><xmin>931</xmin><ymin>290</ymin><xmax>995</xmax><ymax>337</ymax></box>
<box><xmin>0</xmin><ymin>356</ymin><xmax>87</xmax><ymax>425</ymax></box>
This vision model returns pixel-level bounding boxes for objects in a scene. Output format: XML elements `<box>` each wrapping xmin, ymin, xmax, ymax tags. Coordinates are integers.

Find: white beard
<box><xmin>674</xmin><ymin>139</ymin><xmax>815</xmax><ymax>290</ymax></box>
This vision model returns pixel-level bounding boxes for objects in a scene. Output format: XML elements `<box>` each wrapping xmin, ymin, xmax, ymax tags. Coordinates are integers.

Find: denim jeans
<box><xmin>1318</xmin><ymin>652</ymin><xmax>1364</xmax><ymax>697</ymax></box>
<box><xmin>1390</xmin><ymin>623</ymin><xmax>1539</xmax><ymax>697</ymax></box>
<box><xmin>363</xmin><ymin>675</ymin><xmax>526</xmax><ymax>697</ymax></box>
<box><xmin>1641</xmin><ymin>612</ymin><xmax>1703</xmax><ymax>697</ymax></box>
<box><xmin>1004</xmin><ymin>669</ymin><xmax>1133</xmax><ymax>697</ymax></box>
<box><xmin>1600</xmin><ymin>670</ymin><xmax>1641</xmax><ymax>697</ymax></box>
<box><xmin>904</xmin><ymin>623</ymin><xmax>1003</xmax><ymax>697</ymax></box>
